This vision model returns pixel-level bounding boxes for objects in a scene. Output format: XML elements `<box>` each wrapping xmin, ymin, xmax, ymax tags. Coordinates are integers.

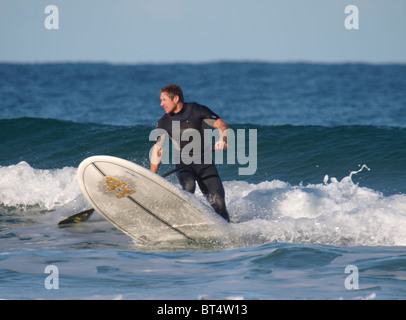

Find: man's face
<box><xmin>160</xmin><ymin>92</ymin><xmax>178</xmax><ymax>114</ymax></box>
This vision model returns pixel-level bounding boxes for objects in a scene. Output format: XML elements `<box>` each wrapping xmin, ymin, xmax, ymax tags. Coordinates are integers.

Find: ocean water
<box><xmin>0</xmin><ymin>62</ymin><xmax>406</xmax><ymax>300</ymax></box>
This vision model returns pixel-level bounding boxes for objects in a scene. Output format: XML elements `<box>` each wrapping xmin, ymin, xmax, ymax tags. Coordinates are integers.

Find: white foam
<box><xmin>2</xmin><ymin>161</ymin><xmax>405</xmax><ymax>247</ymax></box>
<box><xmin>0</xmin><ymin>161</ymin><xmax>80</xmax><ymax>210</ymax></box>
<box><xmin>224</xmin><ymin>168</ymin><xmax>406</xmax><ymax>246</ymax></box>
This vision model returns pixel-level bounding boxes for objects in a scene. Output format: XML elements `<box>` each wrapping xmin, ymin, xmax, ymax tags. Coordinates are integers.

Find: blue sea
<box><xmin>1</xmin><ymin>62</ymin><xmax>406</xmax><ymax>301</ymax></box>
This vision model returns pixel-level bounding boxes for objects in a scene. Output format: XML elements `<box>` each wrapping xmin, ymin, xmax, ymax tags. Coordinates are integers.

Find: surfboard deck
<box><xmin>77</xmin><ymin>155</ymin><xmax>229</xmax><ymax>249</ymax></box>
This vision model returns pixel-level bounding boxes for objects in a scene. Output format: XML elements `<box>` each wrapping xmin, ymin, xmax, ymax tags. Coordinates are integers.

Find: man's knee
<box><xmin>177</xmin><ymin>171</ymin><xmax>196</xmax><ymax>194</ymax></box>
<box><xmin>183</xmin><ymin>180</ymin><xmax>196</xmax><ymax>193</ymax></box>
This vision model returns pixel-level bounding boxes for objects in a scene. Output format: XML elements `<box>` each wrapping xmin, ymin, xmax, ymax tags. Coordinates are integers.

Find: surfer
<box><xmin>150</xmin><ymin>84</ymin><xmax>230</xmax><ymax>222</ymax></box>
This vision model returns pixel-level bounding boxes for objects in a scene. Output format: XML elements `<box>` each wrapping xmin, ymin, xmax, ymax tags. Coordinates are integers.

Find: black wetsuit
<box><xmin>155</xmin><ymin>102</ymin><xmax>230</xmax><ymax>222</ymax></box>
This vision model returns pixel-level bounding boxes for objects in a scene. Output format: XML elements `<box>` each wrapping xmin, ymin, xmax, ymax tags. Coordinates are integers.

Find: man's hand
<box><xmin>214</xmin><ymin>140</ymin><xmax>228</xmax><ymax>151</ymax></box>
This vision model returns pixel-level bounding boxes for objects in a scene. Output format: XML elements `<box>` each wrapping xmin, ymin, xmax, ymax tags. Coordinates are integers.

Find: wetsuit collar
<box><xmin>170</xmin><ymin>102</ymin><xmax>186</xmax><ymax>116</ymax></box>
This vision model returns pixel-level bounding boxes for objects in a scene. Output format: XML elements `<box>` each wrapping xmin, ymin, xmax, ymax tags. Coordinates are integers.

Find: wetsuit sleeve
<box><xmin>195</xmin><ymin>103</ymin><xmax>221</xmax><ymax>126</ymax></box>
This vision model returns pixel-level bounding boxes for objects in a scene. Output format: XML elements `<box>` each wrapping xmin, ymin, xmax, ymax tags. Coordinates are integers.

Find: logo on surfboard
<box><xmin>105</xmin><ymin>177</ymin><xmax>135</xmax><ymax>199</ymax></box>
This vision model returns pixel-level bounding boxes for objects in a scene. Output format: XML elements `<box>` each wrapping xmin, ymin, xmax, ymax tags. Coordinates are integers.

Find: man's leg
<box><xmin>176</xmin><ymin>166</ymin><xmax>196</xmax><ymax>194</ymax></box>
<box><xmin>195</xmin><ymin>164</ymin><xmax>230</xmax><ymax>222</ymax></box>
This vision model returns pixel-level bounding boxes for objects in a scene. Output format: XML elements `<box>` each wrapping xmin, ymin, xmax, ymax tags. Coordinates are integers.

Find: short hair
<box><xmin>160</xmin><ymin>84</ymin><xmax>184</xmax><ymax>103</ymax></box>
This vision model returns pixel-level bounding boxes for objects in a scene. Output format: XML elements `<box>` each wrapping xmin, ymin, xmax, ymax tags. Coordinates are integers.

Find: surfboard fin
<box><xmin>57</xmin><ymin>208</ymin><xmax>95</xmax><ymax>227</ymax></box>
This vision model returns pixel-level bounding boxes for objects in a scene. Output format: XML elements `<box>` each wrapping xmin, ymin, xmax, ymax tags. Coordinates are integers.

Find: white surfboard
<box><xmin>77</xmin><ymin>155</ymin><xmax>229</xmax><ymax>249</ymax></box>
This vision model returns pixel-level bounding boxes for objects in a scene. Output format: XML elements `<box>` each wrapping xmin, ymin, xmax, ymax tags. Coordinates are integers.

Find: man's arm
<box><xmin>150</xmin><ymin>144</ymin><xmax>163</xmax><ymax>173</ymax></box>
<box><xmin>213</xmin><ymin>118</ymin><xmax>228</xmax><ymax>150</ymax></box>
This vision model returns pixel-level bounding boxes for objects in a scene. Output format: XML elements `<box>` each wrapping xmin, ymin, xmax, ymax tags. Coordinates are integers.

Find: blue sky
<box><xmin>1</xmin><ymin>0</ymin><xmax>405</xmax><ymax>63</ymax></box>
